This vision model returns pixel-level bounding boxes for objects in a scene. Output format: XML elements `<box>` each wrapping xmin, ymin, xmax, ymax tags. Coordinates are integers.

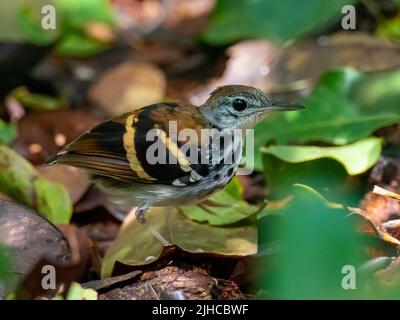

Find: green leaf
<box><xmin>56</xmin><ymin>33</ymin><xmax>108</xmax><ymax>57</ymax></box>
<box><xmin>0</xmin><ymin>246</ymin><xmax>12</xmax><ymax>298</ymax></box>
<box><xmin>0</xmin><ymin>145</ymin><xmax>72</xmax><ymax>224</ymax></box>
<box><xmin>65</xmin><ymin>282</ymin><xmax>97</xmax><ymax>300</ymax></box>
<box><xmin>34</xmin><ymin>178</ymin><xmax>73</xmax><ymax>224</ymax></box>
<box><xmin>0</xmin><ymin>0</ymin><xmax>56</xmax><ymax>43</ymax></box>
<box><xmin>203</xmin><ymin>0</ymin><xmax>358</xmax><ymax>44</ymax></box>
<box><xmin>181</xmin><ymin>178</ymin><xmax>257</xmax><ymax>226</ymax></box>
<box><xmin>254</xmin><ymin>68</ymin><xmax>400</xmax><ymax>170</ymax></box>
<box><xmin>56</xmin><ymin>0</ymin><xmax>115</xmax><ymax>29</ymax></box>
<box><xmin>181</xmin><ymin>191</ymin><xmax>258</xmax><ymax>226</ymax></box>
<box><xmin>0</xmin><ymin>0</ymin><xmax>114</xmax><ymax>49</ymax></box>
<box><xmin>377</xmin><ymin>17</ymin><xmax>400</xmax><ymax>39</ymax></box>
<box><xmin>0</xmin><ymin>246</ymin><xmax>10</xmax><ymax>281</ymax></box>
<box><xmin>223</xmin><ymin>177</ymin><xmax>243</xmax><ymax>198</ymax></box>
<box><xmin>258</xmin><ymin>184</ymin><xmax>368</xmax><ymax>299</ymax></box>
<box><xmin>17</xmin><ymin>3</ymin><xmax>58</xmax><ymax>45</ymax></box>
<box><xmin>264</xmin><ymin>153</ymin><xmax>356</xmax><ymax>204</ymax></box>
<box><xmin>12</xmin><ymin>87</ymin><xmax>68</xmax><ymax>111</ymax></box>
<box><xmin>0</xmin><ymin>120</ymin><xmax>16</xmax><ymax>145</ymax></box>
<box><xmin>261</xmin><ymin>139</ymin><xmax>382</xmax><ymax>204</ymax></box>
<box><xmin>102</xmin><ymin>207</ymin><xmax>257</xmax><ymax>278</ymax></box>
<box><xmin>261</xmin><ymin>137</ymin><xmax>382</xmax><ymax>176</ymax></box>
<box><xmin>55</xmin><ymin>0</ymin><xmax>115</xmax><ymax>57</ymax></box>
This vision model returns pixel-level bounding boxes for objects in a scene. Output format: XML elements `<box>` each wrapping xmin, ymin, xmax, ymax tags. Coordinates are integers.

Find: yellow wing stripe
<box><xmin>123</xmin><ymin>114</ymin><xmax>156</xmax><ymax>181</ymax></box>
<box><xmin>155</xmin><ymin>128</ymin><xmax>192</xmax><ymax>172</ymax></box>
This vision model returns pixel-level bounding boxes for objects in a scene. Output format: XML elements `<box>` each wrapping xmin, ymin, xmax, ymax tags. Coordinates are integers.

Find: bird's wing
<box><xmin>47</xmin><ymin>102</ymin><xmax>215</xmax><ymax>185</ymax></box>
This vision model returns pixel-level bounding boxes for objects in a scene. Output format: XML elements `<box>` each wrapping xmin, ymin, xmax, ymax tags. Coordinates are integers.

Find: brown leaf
<box><xmin>189</xmin><ymin>40</ymin><xmax>279</xmax><ymax>105</ymax></box>
<box><xmin>269</xmin><ymin>32</ymin><xmax>400</xmax><ymax>96</ymax></box>
<box><xmin>13</xmin><ymin>110</ymin><xmax>103</xmax><ymax>165</ymax></box>
<box><xmin>165</xmin><ymin>0</ymin><xmax>216</xmax><ymax>36</ymax></box>
<box><xmin>102</xmin><ymin>207</ymin><xmax>257</xmax><ymax>278</ymax></box>
<box><xmin>373</xmin><ymin>186</ymin><xmax>400</xmax><ymax>201</ymax></box>
<box><xmin>17</xmin><ymin>224</ymin><xmax>103</xmax><ymax>299</ymax></box>
<box><xmin>360</xmin><ymin>156</ymin><xmax>400</xmax><ymax>226</ymax></box>
<box><xmin>360</xmin><ymin>192</ymin><xmax>400</xmax><ymax>226</ymax></box>
<box><xmin>0</xmin><ymin>200</ymin><xmax>71</xmax><ymax>296</ymax></box>
<box><xmin>57</xmin><ymin>224</ymin><xmax>98</xmax><ymax>277</ymax></box>
<box><xmin>88</xmin><ymin>62</ymin><xmax>166</xmax><ymax>116</ymax></box>
<box><xmin>73</xmin><ymin>187</ymin><xmax>108</xmax><ymax>213</ymax></box>
<box><xmin>98</xmin><ymin>264</ymin><xmax>243</xmax><ymax>300</ymax></box>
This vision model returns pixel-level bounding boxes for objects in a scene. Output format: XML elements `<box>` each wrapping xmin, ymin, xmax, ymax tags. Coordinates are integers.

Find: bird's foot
<box><xmin>135</xmin><ymin>206</ymin><xmax>170</xmax><ymax>246</ymax></box>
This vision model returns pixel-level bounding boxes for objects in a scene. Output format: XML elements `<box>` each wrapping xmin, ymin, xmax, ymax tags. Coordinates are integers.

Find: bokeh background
<box><xmin>0</xmin><ymin>0</ymin><xmax>400</xmax><ymax>299</ymax></box>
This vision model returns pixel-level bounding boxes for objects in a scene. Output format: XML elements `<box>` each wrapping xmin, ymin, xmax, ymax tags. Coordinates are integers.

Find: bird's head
<box><xmin>200</xmin><ymin>85</ymin><xmax>304</xmax><ymax>129</ymax></box>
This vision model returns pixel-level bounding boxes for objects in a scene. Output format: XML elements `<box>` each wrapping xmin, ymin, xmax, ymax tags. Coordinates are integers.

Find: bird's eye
<box><xmin>232</xmin><ymin>98</ymin><xmax>247</xmax><ymax>112</ymax></box>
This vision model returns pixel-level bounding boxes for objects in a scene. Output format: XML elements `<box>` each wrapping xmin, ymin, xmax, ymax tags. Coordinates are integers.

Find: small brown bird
<box><xmin>47</xmin><ymin>85</ymin><xmax>304</xmax><ymax>245</ymax></box>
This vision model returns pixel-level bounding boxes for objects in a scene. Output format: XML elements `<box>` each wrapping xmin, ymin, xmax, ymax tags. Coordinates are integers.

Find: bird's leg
<box><xmin>134</xmin><ymin>205</ymin><xmax>170</xmax><ymax>246</ymax></box>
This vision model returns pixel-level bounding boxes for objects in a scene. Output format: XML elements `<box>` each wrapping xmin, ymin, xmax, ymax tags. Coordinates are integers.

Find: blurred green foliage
<box><xmin>0</xmin><ymin>0</ymin><xmax>115</xmax><ymax>56</ymax></box>
<box><xmin>0</xmin><ymin>246</ymin><xmax>12</xmax><ymax>298</ymax></box>
<box><xmin>17</xmin><ymin>3</ymin><xmax>58</xmax><ymax>45</ymax></box>
<box><xmin>63</xmin><ymin>283</ymin><xmax>98</xmax><ymax>300</ymax></box>
<box><xmin>11</xmin><ymin>87</ymin><xmax>68</xmax><ymax>111</ymax></box>
<box><xmin>0</xmin><ymin>144</ymin><xmax>72</xmax><ymax>224</ymax></box>
<box><xmin>56</xmin><ymin>0</ymin><xmax>114</xmax><ymax>28</ymax></box>
<box><xmin>53</xmin><ymin>0</ymin><xmax>115</xmax><ymax>56</ymax></box>
<box><xmin>56</xmin><ymin>33</ymin><xmax>109</xmax><ymax>57</ymax></box>
<box><xmin>0</xmin><ymin>120</ymin><xmax>16</xmax><ymax>145</ymax></box>
<box><xmin>257</xmin><ymin>184</ymin><xmax>393</xmax><ymax>299</ymax></box>
<box><xmin>377</xmin><ymin>17</ymin><xmax>400</xmax><ymax>40</ymax></box>
<box><xmin>203</xmin><ymin>0</ymin><xmax>359</xmax><ymax>44</ymax></box>
<box><xmin>0</xmin><ymin>246</ymin><xmax>10</xmax><ymax>281</ymax></box>
<box><xmin>262</xmin><ymin>138</ymin><xmax>382</xmax><ymax>205</ymax></box>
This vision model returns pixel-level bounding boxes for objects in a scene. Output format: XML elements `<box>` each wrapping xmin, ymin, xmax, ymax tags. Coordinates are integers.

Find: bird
<box><xmin>47</xmin><ymin>85</ymin><xmax>304</xmax><ymax>245</ymax></box>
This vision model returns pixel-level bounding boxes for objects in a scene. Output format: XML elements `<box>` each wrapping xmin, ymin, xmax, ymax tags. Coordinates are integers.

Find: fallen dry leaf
<box><xmin>269</xmin><ymin>32</ymin><xmax>400</xmax><ymax>95</ymax></box>
<box><xmin>102</xmin><ymin>206</ymin><xmax>257</xmax><ymax>278</ymax></box>
<box><xmin>98</xmin><ymin>264</ymin><xmax>243</xmax><ymax>300</ymax></box>
<box><xmin>13</xmin><ymin>110</ymin><xmax>103</xmax><ymax>165</ymax></box>
<box><xmin>190</xmin><ymin>40</ymin><xmax>279</xmax><ymax>105</ymax></box>
<box><xmin>57</xmin><ymin>224</ymin><xmax>96</xmax><ymax>274</ymax></box>
<box><xmin>88</xmin><ymin>62</ymin><xmax>166</xmax><ymax>116</ymax></box>
<box><xmin>360</xmin><ymin>192</ymin><xmax>400</xmax><ymax>226</ymax></box>
<box><xmin>374</xmin><ymin>186</ymin><xmax>400</xmax><ymax>201</ymax></box>
<box><xmin>0</xmin><ymin>201</ymin><xmax>71</xmax><ymax>296</ymax></box>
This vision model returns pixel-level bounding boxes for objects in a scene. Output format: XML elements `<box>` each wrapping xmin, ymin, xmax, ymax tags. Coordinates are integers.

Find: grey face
<box><xmin>199</xmin><ymin>85</ymin><xmax>304</xmax><ymax>129</ymax></box>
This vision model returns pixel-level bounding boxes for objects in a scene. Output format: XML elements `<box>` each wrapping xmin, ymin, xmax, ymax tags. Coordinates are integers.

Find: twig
<box><xmin>373</xmin><ymin>185</ymin><xmax>400</xmax><ymax>201</ymax></box>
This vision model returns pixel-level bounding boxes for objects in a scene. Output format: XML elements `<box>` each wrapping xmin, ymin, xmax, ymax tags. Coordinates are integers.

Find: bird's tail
<box><xmin>45</xmin><ymin>150</ymin><xmax>67</xmax><ymax>165</ymax></box>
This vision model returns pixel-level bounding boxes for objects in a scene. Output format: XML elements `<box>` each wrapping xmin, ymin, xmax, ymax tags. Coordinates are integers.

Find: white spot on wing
<box><xmin>190</xmin><ymin>170</ymin><xmax>203</xmax><ymax>181</ymax></box>
<box><xmin>172</xmin><ymin>179</ymin><xmax>186</xmax><ymax>186</ymax></box>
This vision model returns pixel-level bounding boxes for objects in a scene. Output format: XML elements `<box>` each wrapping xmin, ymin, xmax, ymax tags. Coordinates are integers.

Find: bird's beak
<box><xmin>265</xmin><ymin>100</ymin><xmax>305</xmax><ymax>112</ymax></box>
